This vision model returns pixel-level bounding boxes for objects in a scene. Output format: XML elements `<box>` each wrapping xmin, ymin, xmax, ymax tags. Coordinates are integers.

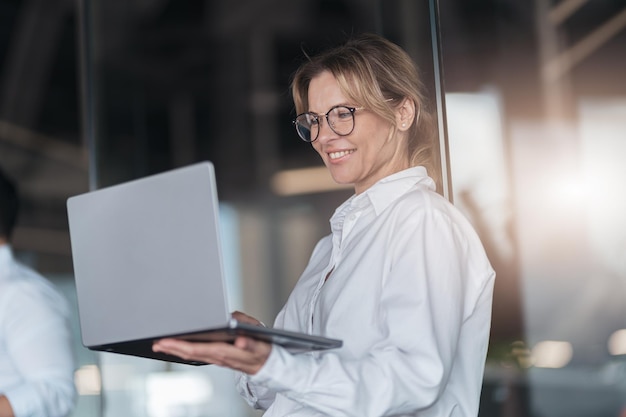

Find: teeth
<box><xmin>328</xmin><ymin>150</ymin><xmax>354</xmax><ymax>160</ymax></box>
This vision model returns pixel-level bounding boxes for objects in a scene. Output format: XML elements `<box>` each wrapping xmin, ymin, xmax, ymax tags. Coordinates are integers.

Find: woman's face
<box><xmin>308</xmin><ymin>71</ymin><xmax>409</xmax><ymax>194</ymax></box>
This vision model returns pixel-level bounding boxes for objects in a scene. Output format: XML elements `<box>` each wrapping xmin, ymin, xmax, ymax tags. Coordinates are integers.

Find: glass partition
<box><xmin>77</xmin><ymin>1</ymin><xmax>444</xmax><ymax>417</ymax></box>
<box><xmin>439</xmin><ymin>1</ymin><xmax>626</xmax><ymax>416</ymax></box>
<box><xmin>0</xmin><ymin>2</ymin><xmax>98</xmax><ymax>416</ymax></box>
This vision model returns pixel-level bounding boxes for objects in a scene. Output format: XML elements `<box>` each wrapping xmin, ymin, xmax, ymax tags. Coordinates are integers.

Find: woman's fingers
<box><xmin>152</xmin><ymin>336</ymin><xmax>271</xmax><ymax>374</ymax></box>
<box><xmin>231</xmin><ymin>311</ymin><xmax>263</xmax><ymax>326</ymax></box>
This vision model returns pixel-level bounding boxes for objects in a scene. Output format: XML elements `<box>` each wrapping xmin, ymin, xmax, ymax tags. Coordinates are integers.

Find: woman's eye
<box><xmin>337</xmin><ymin>110</ymin><xmax>352</xmax><ymax>119</ymax></box>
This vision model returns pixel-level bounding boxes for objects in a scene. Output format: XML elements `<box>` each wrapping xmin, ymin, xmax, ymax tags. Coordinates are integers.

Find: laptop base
<box><xmin>87</xmin><ymin>323</ymin><xmax>342</xmax><ymax>365</ymax></box>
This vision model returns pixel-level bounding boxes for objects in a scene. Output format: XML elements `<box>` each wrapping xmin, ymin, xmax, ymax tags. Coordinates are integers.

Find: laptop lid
<box><xmin>67</xmin><ymin>161</ymin><xmax>341</xmax><ymax>364</ymax></box>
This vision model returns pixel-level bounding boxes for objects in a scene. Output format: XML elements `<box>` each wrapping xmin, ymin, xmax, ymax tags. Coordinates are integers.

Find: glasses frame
<box><xmin>292</xmin><ymin>105</ymin><xmax>363</xmax><ymax>143</ymax></box>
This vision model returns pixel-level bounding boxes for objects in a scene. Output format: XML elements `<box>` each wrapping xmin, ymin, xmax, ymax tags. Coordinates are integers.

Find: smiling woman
<box><xmin>304</xmin><ymin>70</ymin><xmax>413</xmax><ymax>194</ymax></box>
<box><xmin>291</xmin><ymin>34</ymin><xmax>440</xmax><ymax>193</ymax></box>
<box><xmin>153</xmin><ymin>33</ymin><xmax>496</xmax><ymax>417</ymax></box>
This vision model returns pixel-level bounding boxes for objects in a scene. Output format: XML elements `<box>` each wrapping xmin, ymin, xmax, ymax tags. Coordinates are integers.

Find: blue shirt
<box><xmin>0</xmin><ymin>245</ymin><xmax>76</xmax><ymax>417</ymax></box>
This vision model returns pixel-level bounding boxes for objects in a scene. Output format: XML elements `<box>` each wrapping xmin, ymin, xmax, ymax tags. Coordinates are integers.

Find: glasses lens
<box><xmin>328</xmin><ymin>106</ymin><xmax>355</xmax><ymax>136</ymax></box>
<box><xmin>294</xmin><ymin>113</ymin><xmax>318</xmax><ymax>142</ymax></box>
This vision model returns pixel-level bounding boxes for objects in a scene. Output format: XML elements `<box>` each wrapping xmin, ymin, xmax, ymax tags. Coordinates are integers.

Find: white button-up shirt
<box><xmin>0</xmin><ymin>245</ymin><xmax>76</xmax><ymax>417</ymax></box>
<box><xmin>237</xmin><ymin>167</ymin><xmax>495</xmax><ymax>417</ymax></box>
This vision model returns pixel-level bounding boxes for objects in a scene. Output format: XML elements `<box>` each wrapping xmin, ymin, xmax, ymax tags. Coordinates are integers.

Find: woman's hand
<box><xmin>152</xmin><ymin>311</ymin><xmax>271</xmax><ymax>374</ymax></box>
<box><xmin>231</xmin><ymin>310</ymin><xmax>265</xmax><ymax>327</ymax></box>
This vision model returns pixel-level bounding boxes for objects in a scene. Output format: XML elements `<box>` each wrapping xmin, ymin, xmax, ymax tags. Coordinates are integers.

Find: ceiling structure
<box><xmin>0</xmin><ymin>0</ymin><xmax>624</xmax><ymax>267</ymax></box>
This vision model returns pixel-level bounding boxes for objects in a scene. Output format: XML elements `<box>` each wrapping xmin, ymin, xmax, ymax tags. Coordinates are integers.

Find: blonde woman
<box><xmin>154</xmin><ymin>33</ymin><xmax>495</xmax><ymax>417</ymax></box>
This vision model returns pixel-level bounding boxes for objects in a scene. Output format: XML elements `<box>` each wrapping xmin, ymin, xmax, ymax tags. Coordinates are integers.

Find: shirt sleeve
<box><xmin>0</xmin><ymin>281</ymin><xmax>77</xmax><ymax>417</ymax></box>
<box><xmin>234</xmin><ymin>371</ymin><xmax>277</xmax><ymax>410</ymax></box>
<box><xmin>244</xmin><ymin>207</ymin><xmax>490</xmax><ymax>416</ymax></box>
<box><xmin>234</xmin><ymin>306</ymin><xmax>290</xmax><ymax>410</ymax></box>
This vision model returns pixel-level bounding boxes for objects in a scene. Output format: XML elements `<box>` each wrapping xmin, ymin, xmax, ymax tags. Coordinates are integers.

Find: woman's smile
<box><xmin>327</xmin><ymin>149</ymin><xmax>356</xmax><ymax>161</ymax></box>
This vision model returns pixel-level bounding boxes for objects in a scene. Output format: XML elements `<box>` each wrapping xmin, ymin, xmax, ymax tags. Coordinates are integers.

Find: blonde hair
<box><xmin>291</xmin><ymin>33</ymin><xmax>440</xmax><ymax>187</ymax></box>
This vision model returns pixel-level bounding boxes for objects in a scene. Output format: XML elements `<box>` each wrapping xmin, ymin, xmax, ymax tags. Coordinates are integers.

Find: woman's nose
<box><xmin>316</xmin><ymin>117</ymin><xmax>336</xmax><ymax>143</ymax></box>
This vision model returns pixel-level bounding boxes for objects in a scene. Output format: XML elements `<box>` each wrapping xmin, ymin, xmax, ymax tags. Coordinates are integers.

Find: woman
<box><xmin>153</xmin><ymin>33</ymin><xmax>495</xmax><ymax>417</ymax></box>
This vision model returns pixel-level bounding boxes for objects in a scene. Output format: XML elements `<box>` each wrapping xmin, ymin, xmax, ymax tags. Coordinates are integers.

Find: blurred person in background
<box><xmin>154</xmin><ymin>33</ymin><xmax>495</xmax><ymax>417</ymax></box>
<box><xmin>0</xmin><ymin>166</ymin><xmax>76</xmax><ymax>417</ymax></box>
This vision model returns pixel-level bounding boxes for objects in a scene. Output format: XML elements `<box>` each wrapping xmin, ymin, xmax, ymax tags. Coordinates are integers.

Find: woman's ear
<box><xmin>395</xmin><ymin>98</ymin><xmax>416</xmax><ymax>132</ymax></box>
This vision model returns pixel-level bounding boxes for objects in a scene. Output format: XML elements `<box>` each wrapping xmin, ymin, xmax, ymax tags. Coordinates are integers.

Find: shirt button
<box><xmin>349</xmin><ymin>214</ymin><xmax>357</xmax><ymax>221</ymax></box>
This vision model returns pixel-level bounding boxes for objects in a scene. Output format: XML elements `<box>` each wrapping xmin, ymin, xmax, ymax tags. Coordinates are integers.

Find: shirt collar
<box><xmin>331</xmin><ymin>166</ymin><xmax>435</xmax><ymax>225</ymax></box>
<box><xmin>360</xmin><ymin>166</ymin><xmax>435</xmax><ymax>215</ymax></box>
<box><xmin>0</xmin><ymin>243</ymin><xmax>12</xmax><ymax>260</ymax></box>
<box><xmin>0</xmin><ymin>244</ymin><xmax>13</xmax><ymax>281</ymax></box>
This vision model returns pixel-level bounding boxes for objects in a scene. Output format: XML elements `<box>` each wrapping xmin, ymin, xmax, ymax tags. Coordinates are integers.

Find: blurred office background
<box><xmin>1</xmin><ymin>0</ymin><xmax>625</xmax><ymax>416</ymax></box>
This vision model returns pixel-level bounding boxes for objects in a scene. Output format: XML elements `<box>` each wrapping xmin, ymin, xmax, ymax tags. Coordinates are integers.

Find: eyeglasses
<box><xmin>292</xmin><ymin>105</ymin><xmax>363</xmax><ymax>142</ymax></box>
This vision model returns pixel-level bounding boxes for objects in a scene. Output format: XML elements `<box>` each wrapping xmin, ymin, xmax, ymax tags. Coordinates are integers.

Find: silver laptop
<box><xmin>67</xmin><ymin>161</ymin><xmax>342</xmax><ymax>365</ymax></box>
